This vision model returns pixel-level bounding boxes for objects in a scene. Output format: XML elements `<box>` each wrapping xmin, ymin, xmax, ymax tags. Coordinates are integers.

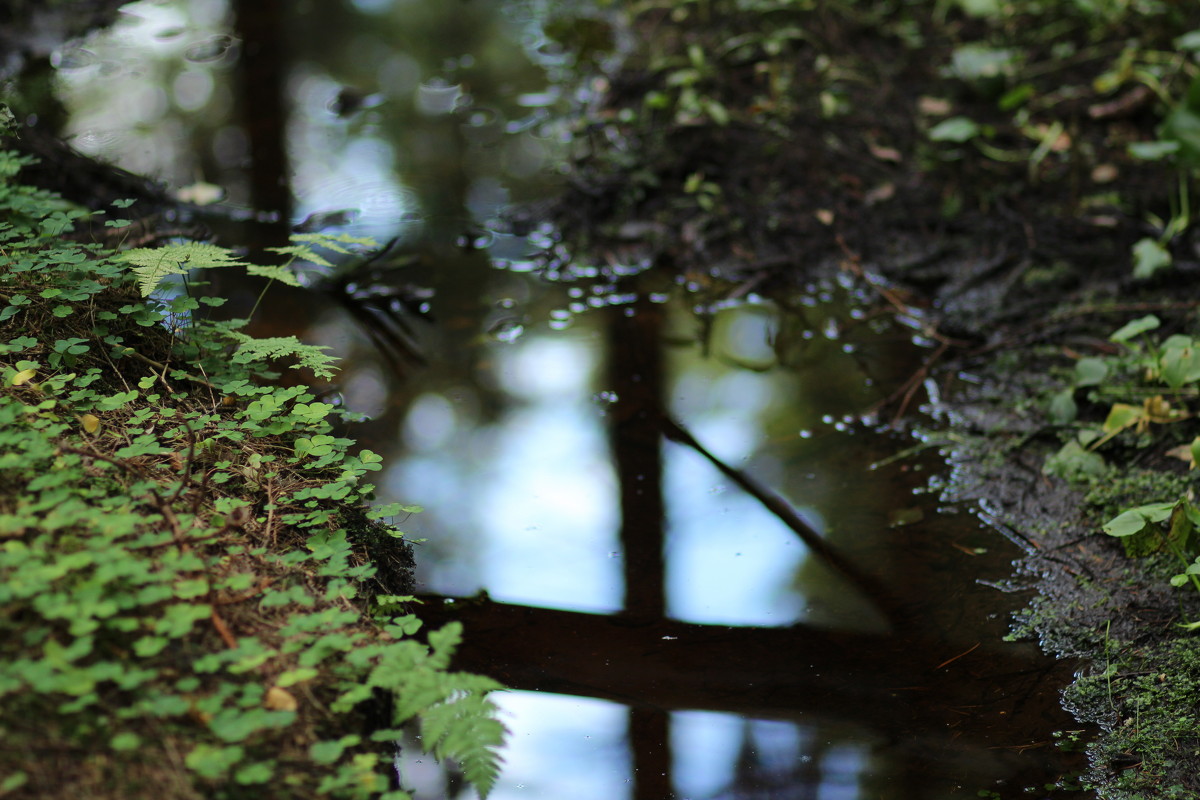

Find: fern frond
<box><xmin>246</xmin><ymin>263</ymin><xmax>304</xmax><ymax>287</ymax></box>
<box><xmin>265</xmin><ymin>244</ymin><xmax>333</xmax><ymax>268</ymax></box>
<box><xmin>291</xmin><ymin>232</ymin><xmax>376</xmax><ymax>255</ymax></box>
<box><xmin>224</xmin><ymin>331</ymin><xmax>339</xmax><ymax>378</ymax></box>
<box><xmin>117</xmin><ymin>243</ymin><xmax>243</xmax><ymax>297</ymax></box>
<box><xmin>421</xmin><ymin>689</ymin><xmax>507</xmax><ymax>798</ymax></box>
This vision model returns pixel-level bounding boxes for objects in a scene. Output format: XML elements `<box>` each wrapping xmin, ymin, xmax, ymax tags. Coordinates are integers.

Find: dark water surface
<box><xmin>15</xmin><ymin>1</ymin><xmax>1087</xmax><ymax>797</ymax></box>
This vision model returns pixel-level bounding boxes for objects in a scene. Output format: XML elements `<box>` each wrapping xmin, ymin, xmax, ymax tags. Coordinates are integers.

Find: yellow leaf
<box><xmin>80</xmin><ymin>414</ymin><xmax>100</xmax><ymax>433</ymax></box>
<box><xmin>1144</xmin><ymin>394</ymin><xmax>1172</xmax><ymax>418</ymax></box>
<box><xmin>1165</xmin><ymin>442</ymin><xmax>1195</xmax><ymax>468</ymax></box>
<box><xmin>264</xmin><ymin>686</ymin><xmax>298</xmax><ymax>712</ymax></box>
<box><xmin>1102</xmin><ymin>403</ymin><xmax>1144</xmax><ymax>433</ymax></box>
<box><xmin>11</xmin><ymin>368</ymin><xmax>36</xmax><ymax>386</ymax></box>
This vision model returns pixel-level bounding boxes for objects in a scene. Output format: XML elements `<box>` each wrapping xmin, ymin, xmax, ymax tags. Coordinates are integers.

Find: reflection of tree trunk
<box><xmin>607</xmin><ymin>293</ymin><xmax>666</xmax><ymax>620</ymax></box>
<box><xmin>630</xmin><ymin>706</ymin><xmax>673</xmax><ymax>800</ymax></box>
<box><xmin>232</xmin><ymin>0</ymin><xmax>291</xmax><ymax>224</ymax></box>
<box><xmin>608</xmin><ymin>292</ymin><xmax>674</xmax><ymax>796</ymax></box>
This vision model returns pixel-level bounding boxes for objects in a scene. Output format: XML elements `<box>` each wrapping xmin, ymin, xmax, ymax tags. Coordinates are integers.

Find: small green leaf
<box><xmin>111</xmin><ymin>732</ymin><xmax>141</xmax><ymax>751</ymax></box>
<box><xmin>1159</xmin><ymin>344</ymin><xmax>1200</xmax><ymax>389</ymax></box>
<box><xmin>1073</xmin><ymin>357</ymin><xmax>1108</xmax><ymax>387</ymax></box>
<box><xmin>1177</xmin><ymin>30</ymin><xmax>1200</xmax><ymax>51</ymax></box>
<box><xmin>208</xmin><ymin>708</ymin><xmax>294</xmax><ymax>742</ymax></box>
<box><xmin>0</xmin><ymin>772</ymin><xmax>28</xmax><ymax>792</ymax></box>
<box><xmin>185</xmin><ymin>744</ymin><xmax>244</xmax><ymax>779</ymax></box>
<box><xmin>234</xmin><ymin>762</ymin><xmax>274</xmax><ymax>785</ymax></box>
<box><xmin>1048</xmin><ymin>388</ymin><xmax>1077</xmax><ymax>425</ymax></box>
<box><xmin>1102</xmin><ymin>403</ymin><xmax>1144</xmax><ymax>434</ymax></box>
<box><xmin>1110</xmin><ymin>314</ymin><xmax>1160</xmax><ymax>342</ymax></box>
<box><xmin>118</xmin><ymin>243</ymin><xmax>243</xmax><ymax>297</ymax></box>
<box><xmin>1043</xmin><ymin>440</ymin><xmax>1106</xmax><ymax>481</ymax></box>
<box><xmin>275</xmin><ymin>667</ymin><xmax>318</xmax><ymax>687</ymax></box>
<box><xmin>1103</xmin><ymin>509</ymin><xmax>1151</xmax><ymax>537</ymax></box>
<box><xmin>264</xmin><ymin>244</ymin><xmax>333</xmax><ymax>268</ymax></box>
<box><xmin>133</xmin><ymin>636</ymin><xmax>169</xmax><ymax>658</ymax></box>
<box><xmin>1103</xmin><ymin>502</ymin><xmax>1177</xmax><ymax>537</ymax></box>
<box><xmin>246</xmin><ymin>263</ymin><xmax>304</xmax><ymax>287</ymax></box>
<box><xmin>310</xmin><ymin>734</ymin><xmax>360</xmax><ymax>765</ymax></box>
<box><xmin>928</xmin><ymin>116</ymin><xmax>980</xmax><ymax>142</ymax></box>
<box><xmin>1128</xmin><ymin>140</ymin><xmax>1181</xmax><ymax>161</ymax></box>
<box><xmin>1131</xmin><ymin>238</ymin><xmax>1172</xmax><ymax>279</ymax></box>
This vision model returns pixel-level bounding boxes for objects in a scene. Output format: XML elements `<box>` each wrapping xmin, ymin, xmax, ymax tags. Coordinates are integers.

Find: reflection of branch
<box><xmin>658</xmin><ymin>415</ymin><xmax>911</xmax><ymax>631</ymax></box>
<box><xmin>413</xmin><ymin>594</ymin><xmax>1054</xmax><ymax>742</ymax></box>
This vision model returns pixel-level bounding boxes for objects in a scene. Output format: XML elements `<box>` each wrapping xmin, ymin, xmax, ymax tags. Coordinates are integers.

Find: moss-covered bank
<box><xmin>0</xmin><ymin>147</ymin><xmax>503</xmax><ymax>798</ymax></box>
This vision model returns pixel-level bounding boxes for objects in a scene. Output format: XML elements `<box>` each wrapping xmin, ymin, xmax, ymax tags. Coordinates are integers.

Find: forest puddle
<box><xmin>8</xmin><ymin>1</ymin><xmax>1088</xmax><ymax>797</ymax></box>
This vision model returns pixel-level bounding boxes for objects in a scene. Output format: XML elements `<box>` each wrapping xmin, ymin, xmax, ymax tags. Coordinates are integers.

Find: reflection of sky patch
<box><xmin>477</xmin><ymin>334</ymin><xmax>618</xmax><ymax>610</ymax></box>
<box><xmin>494</xmin><ymin>334</ymin><xmax>596</xmax><ymax>399</ymax></box>
<box><xmin>387</xmin><ymin>331</ymin><xmax>620</xmax><ymax>610</ymax></box>
<box><xmin>665</xmin><ymin>361</ymin><xmax>810</xmax><ymax>625</ymax></box>
<box><xmin>478</xmin><ymin>401</ymin><xmax>618</xmax><ymax>611</ymax></box>
<box><xmin>818</xmin><ymin>744</ymin><xmax>867</xmax><ymax>799</ymax></box>
<box><xmin>403</xmin><ymin>393</ymin><xmax>458</xmax><ymax>451</ymax></box>
<box><xmin>290</xmin><ymin>71</ymin><xmax>417</xmax><ymax>238</ymax></box>
<box><xmin>666</xmin><ymin>445</ymin><xmax>805</xmax><ymax>625</ymax></box>
<box><xmin>349</xmin><ymin>0</ymin><xmax>391</xmax><ymax>13</ymax></box>
<box><xmin>397</xmin><ymin>689</ymin><xmax>629</xmax><ymax>799</ymax></box>
<box><xmin>671</xmin><ymin>711</ymin><xmax>743</xmax><ymax>798</ymax></box>
<box><xmin>486</xmin><ymin>692</ymin><xmax>629</xmax><ymax>800</ymax></box>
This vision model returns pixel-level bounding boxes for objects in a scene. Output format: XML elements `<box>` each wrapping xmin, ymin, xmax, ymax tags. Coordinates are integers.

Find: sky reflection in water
<box><xmin>383</xmin><ymin>305</ymin><xmax>869</xmax><ymax>798</ymax></box>
<box><xmin>35</xmin><ymin>2</ymin><xmax>1079</xmax><ymax>795</ymax></box>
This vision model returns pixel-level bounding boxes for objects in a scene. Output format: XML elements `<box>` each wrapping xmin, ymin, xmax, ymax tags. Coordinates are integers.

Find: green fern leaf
<box><xmin>224</xmin><ymin>331</ymin><xmax>339</xmax><ymax>378</ymax></box>
<box><xmin>291</xmin><ymin>232</ymin><xmax>376</xmax><ymax>255</ymax></box>
<box><xmin>246</xmin><ymin>263</ymin><xmax>303</xmax><ymax>287</ymax></box>
<box><xmin>117</xmin><ymin>242</ymin><xmax>243</xmax><ymax>297</ymax></box>
<box><xmin>265</xmin><ymin>244</ymin><xmax>333</xmax><ymax>268</ymax></box>
<box><xmin>422</xmin><ymin>691</ymin><xmax>506</xmax><ymax>798</ymax></box>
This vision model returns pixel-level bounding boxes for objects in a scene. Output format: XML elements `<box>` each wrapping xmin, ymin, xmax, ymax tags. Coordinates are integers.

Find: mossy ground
<box><xmin>0</xmin><ymin>152</ymin><xmax>503</xmax><ymax>798</ymax></box>
<box><xmin>941</xmin><ymin>364</ymin><xmax>1200</xmax><ymax>798</ymax></box>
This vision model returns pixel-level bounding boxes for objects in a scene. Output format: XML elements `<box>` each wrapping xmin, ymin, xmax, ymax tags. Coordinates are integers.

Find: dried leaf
<box><xmin>868</xmin><ymin>143</ymin><xmax>901</xmax><ymax>162</ymax></box>
<box><xmin>264</xmin><ymin>686</ymin><xmax>298</xmax><ymax>712</ymax></box>
<box><xmin>1165</xmin><ymin>442</ymin><xmax>1197</xmax><ymax>468</ymax></box>
<box><xmin>865</xmin><ymin>182</ymin><xmax>896</xmax><ymax>205</ymax></box>
<box><xmin>918</xmin><ymin>96</ymin><xmax>952</xmax><ymax>115</ymax></box>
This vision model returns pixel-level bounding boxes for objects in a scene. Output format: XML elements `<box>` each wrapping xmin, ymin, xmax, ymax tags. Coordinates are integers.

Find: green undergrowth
<box><xmin>547</xmin><ymin>0</ymin><xmax>1200</xmax><ymax>290</ymax></box>
<box><xmin>1045</xmin><ymin>314</ymin><xmax>1200</xmax><ymax>625</ymax></box>
<box><xmin>1064</xmin><ymin>636</ymin><xmax>1200</xmax><ymax>800</ymax></box>
<box><xmin>0</xmin><ymin>149</ymin><xmax>504</xmax><ymax>798</ymax></box>
<box><xmin>1030</xmin><ymin>310</ymin><xmax>1200</xmax><ymax>797</ymax></box>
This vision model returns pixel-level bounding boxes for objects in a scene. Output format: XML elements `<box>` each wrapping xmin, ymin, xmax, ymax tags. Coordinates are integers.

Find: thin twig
<box><xmin>119</xmin><ymin>347</ymin><xmax>217</xmax><ymax>391</ymax></box>
<box><xmin>210</xmin><ymin>609</ymin><xmax>239</xmax><ymax>649</ymax></box>
<box><xmin>934</xmin><ymin>642</ymin><xmax>980</xmax><ymax>670</ymax></box>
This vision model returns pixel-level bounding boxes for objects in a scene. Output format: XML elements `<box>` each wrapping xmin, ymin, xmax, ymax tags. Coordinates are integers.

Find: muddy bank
<box><xmin>929</xmin><ymin>298</ymin><xmax>1200</xmax><ymax>799</ymax></box>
